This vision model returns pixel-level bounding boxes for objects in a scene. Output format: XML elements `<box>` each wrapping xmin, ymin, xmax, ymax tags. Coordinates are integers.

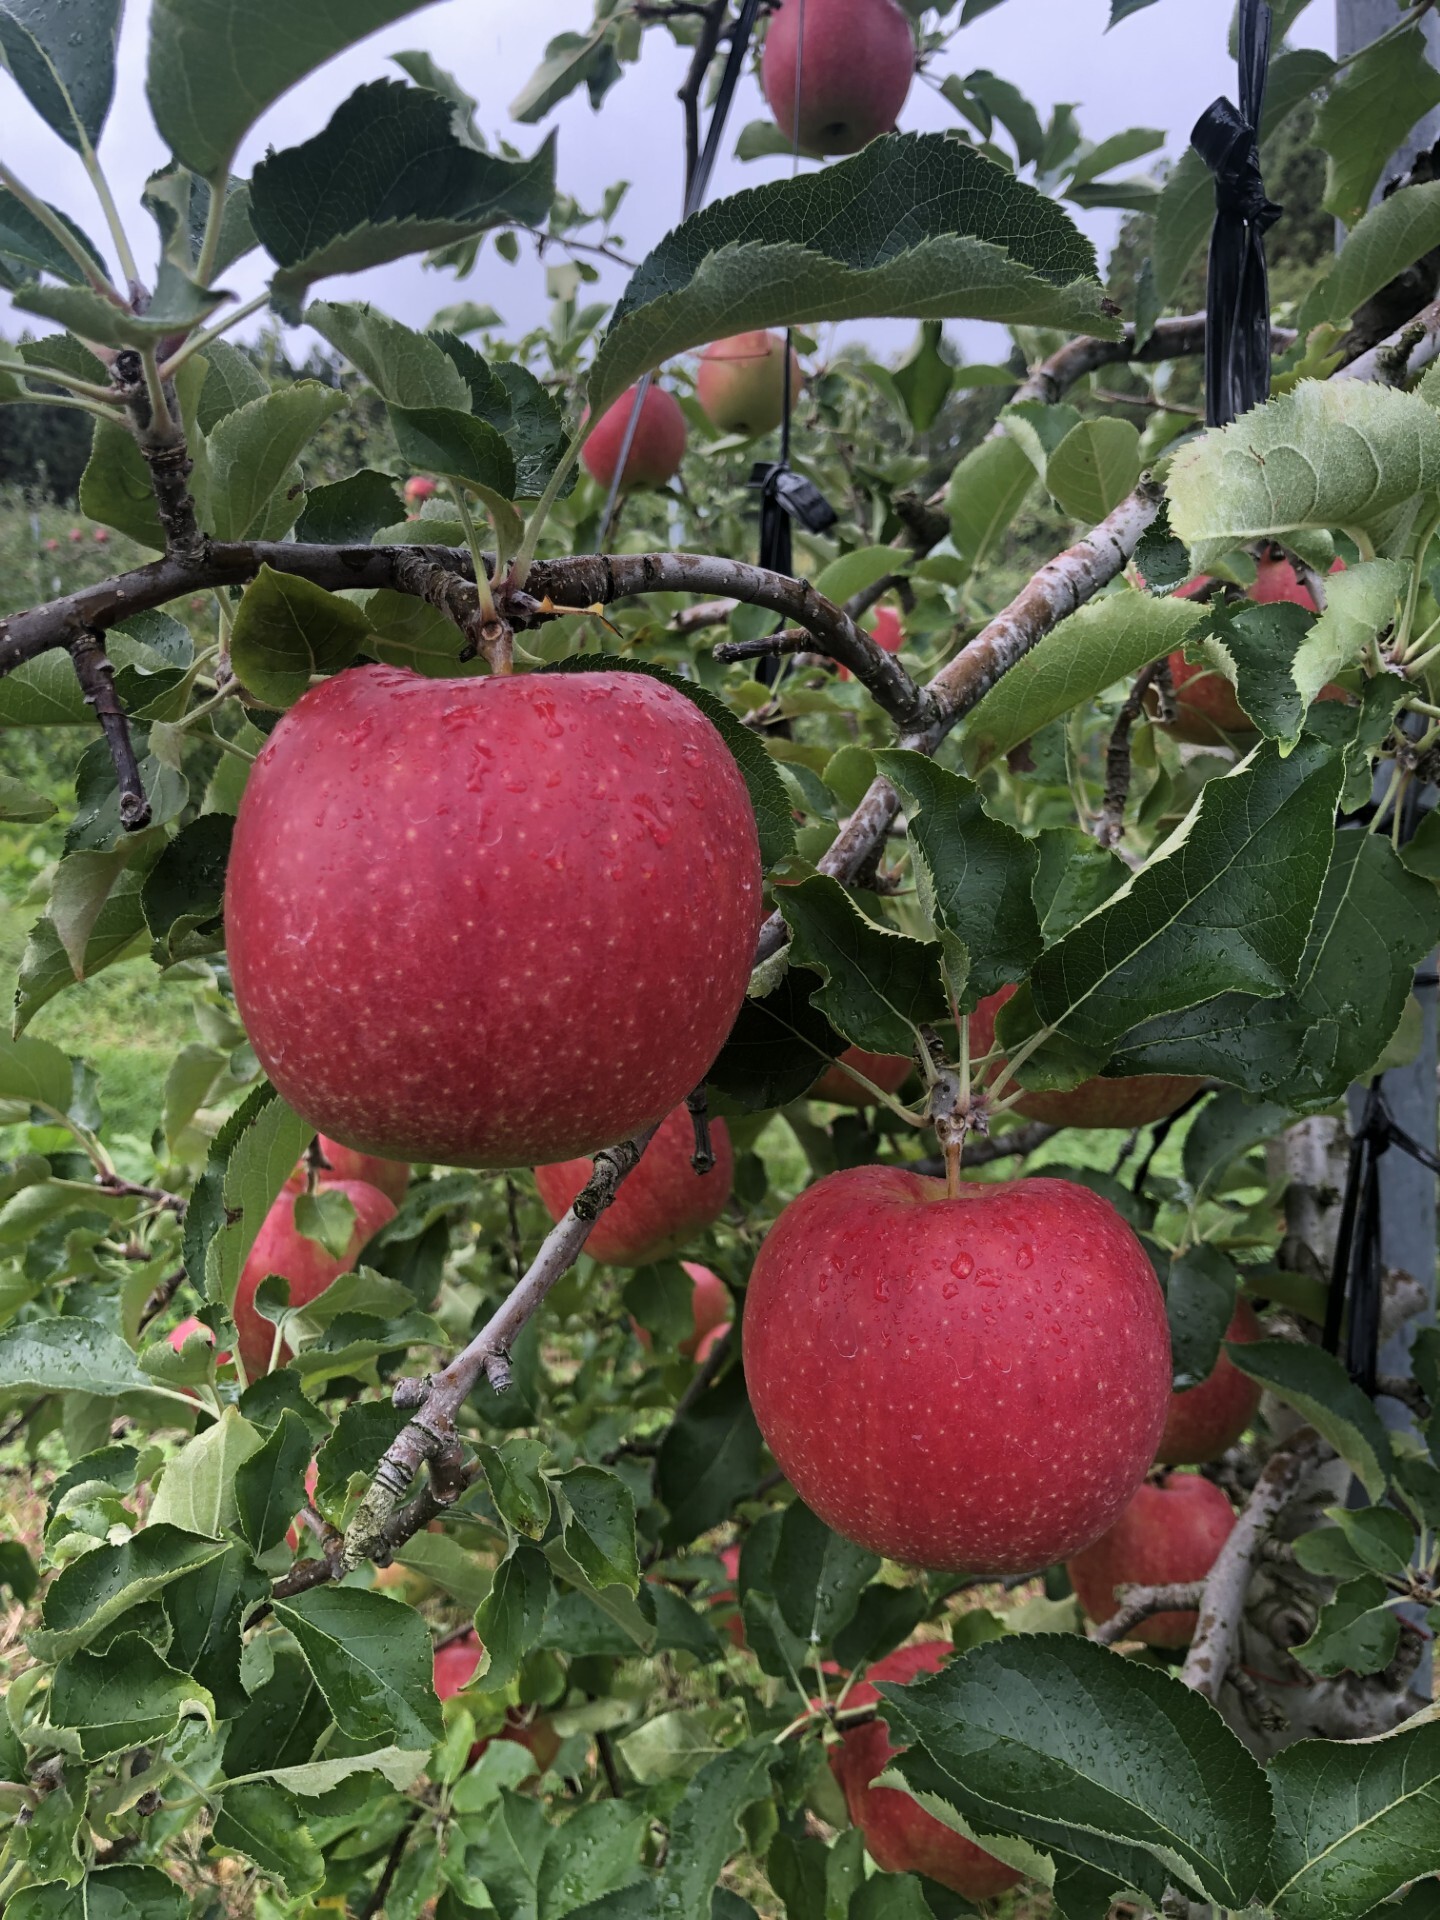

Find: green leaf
<box><xmin>1229</xmin><ymin>1341</ymin><xmax>1394</xmax><ymax>1498</ymax></box>
<box><xmin>1069</xmin><ymin>126</ymin><xmax>1165</xmax><ymax>188</ymax></box>
<box><xmin>873</xmin><ymin>750</ymin><xmax>1041</xmax><ymax>1006</ymax></box>
<box><xmin>1046</xmin><ymin>417</ymin><xmax>1142</xmax><ymax>522</ymax></box>
<box><xmin>234</xmin><ymin>1408</ymin><xmax>313</xmax><ymax>1554</ymax></box>
<box><xmin>307</xmin><ymin>301</ymin><xmax>471</xmax><ymax>409</ymax></box>
<box><xmin>1291</xmin><ymin>560</ymin><xmax>1406</xmax><ymax>714</ymax></box>
<box><xmin>657</xmin><ymin>1744</ymin><xmax>781</xmax><ymax>1920</ymax></box>
<box><xmin>1165</xmin><ymin>1245</ymin><xmax>1241</xmax><ymax>1391</ymax></box>
<box><xmin>79</xmin><ymin>419</ymin><xmax>165</xmax><ymax>549</ymax></box>
<box><xmin>1324</xmin><ymin>1504</ymin><xmax>1416</xmax><ymax>1578</ymax></box>
<box><xmin>0</xmin><ymin>0</ymin><xmax>121</xmax><ymax>151</ymax></box>
<box><xmin>229</xmin><ymin>565</ymin><xmax>371</xmax><ymax>708</ymax></box>
<box><xmin>160</xmin><ymin>1539</ymin><xmax>267</xmax><ymax>1718</ymax></box>
<box><xmin>13</xmin><ymin>881</ymin><xmax>148</xmax><ymax>1026</ymax></box>
<box><xmin>1183</xmin><ymin>1088</ymin><xmax>1292</xmax><ymax>1199</ymax></box>
<box><xmin>144</xmin><ymin>168</ymin><xmax>256</xmax><ymax>282</ymax></box>
<box><xmin>542</xmin><ymin>654</ymin><xmax>795</xmax><ymax>869</ymax></box>
<box><xmin>960</xmin><ymin>589</ymin><xmax>1204</xmax><ymax>773</ymax></box>
<box><xmin>778</xmin><ymin>875</ymin><xmax>946</xmax><ymax>1055</ymax></box>
<box><xmin>1200</xmin><ymin>600</ymin><xmax>1314</xmax><ymax>742</ymax></box>
<box><xmin>0</xmin><ymin>774</ymin><xmax>55</xmax><ymax>823</ymax></box>
<box><xmin>388</xmin><ymin>404</ymin><xmax>517</xmax><ymax>499</ymax></box>
<box><xmin>510</xmin><ymin>25</ymin><xmax>612</xmax><ymax>122</ymax></box>
<box><xmin>946</xmin><ymin>433</ymin><xmax>1036</xmax><ymax>570</ymax></box>
<box><xmin>49</xmin><ymin>1634</ymin><xmax>213</xmax><ymax>1762</ymax></box>
<box><xmin>1032</xmin><ymin>826</ymin><xmax>1129</xmax><ymax>940</ymax></box>
<box><xmin>892</xmin><ymin>321</ymin><xmax>955</xmax><ymax>433</ymax></box>
<box><xmin>707</xmin><ymin>967</ymin><xmax>844</xmax><ymax>1114</ymax></box>
<box><xmin>149</xmin><ymin>1406</ymin><xmax>266</xmax><ymax>1535</ymax></box>
<box><xmin>1316</xmin><ymin>28</ymin><xmax>1440</xmax><ymax>226</ymax></box>
<box><xmin>657</xmin><ymin>1365</ymin><xmax>762</xmax><ymax>1549</ymax></box>
<box><xmin>0</xmin><ymin>1032</ymin><xmax>74</xmax><ymax>1113</ymax></box>
<box><xmin>812</xmin><ymin>545</ymin><xmax>906</xmax><ymax>607</ymax></box>
<box><xmin>1265</xmin><ymin>1710</ymin><xmax>1440</xmax><ymax>1918</ymax></box>
<box><xmin>48</xmin><ymin>849</ymin><xmax>132</xmax><ymax>979</ymax></box>
<box><xmin>200</xmin><ymin>383</ymin><xmax>349</xmax><ymax>540</ymax></box>
<box><xmin>293</xmin><ymin>1187</ymin><xmax>359</xmax><ymax>1262</ymax></box>
<box><xmin>1303</xmin><ymin>180</ymin><xmax>1440</xmax><ymax>329</ymax></box>
<box><xmin>8</xmin><ymin>1868</ymin><xmax>189</xmax><ymax>1920</ymax></box>
<box><xmin>271</xmin><ymin>1586</ymin><xmax>444</xmax><ymax>1748</ymax></box>
<box><xmin>0</xmin><ymin>188</ymin><xmax>106</xmax><ymax>287</ymax></box>
<box><xmin>488</xmin><ymin>360</ymin><xmax>572</xmax><ymax>500</ymax></box>
<box><xmin>188</xmin><ymin>1082</ymin><xmax>313</xmax><ymax>1316</ymax></box>
<box><xmin>230</xmin><ymin>1745</ymin><xmax>429</xmax><ymax>1796</ymax></box>
<box><xmin>537</xmin><ymin>1801</ymin><xmax>648</xmax><ymax>1919</ymax></box>
<box><xmin>771</xmin><ymin>1501</ymin><xmax>879</xmax><ymax>1650</ymax></box>
<box><xmin>293</xmin><ymin>469</ymin><xmax>401</xmax><ymax>544</ymax></box>
<box><xmin>885</xmin><ymin>1635</ymin><xmax>1273</xmax><ymax>1909</ymax></box>
<box><xmin>1112</xmin><ymin>833</ymin><xmax>1440</xmax><ymax>1110</ymax></box>
<box><xmin>250</xmin><ymin>80</ymin><xmax>556</xmax><ymax>321</ymax></box>
<box><xmin>141</xmin><ymin>812</ymin><xmax>233</xmax><ymax>964</ymax></box>
<box><xmin>472</xmin><ymin>1538</ymin><xmax>553</xmax><ymax>1693</ymax></box>
<box><xmin>33</xmin><ymin>1525</ymin><xmax>228</xmax><ymax>1662</ymax></box>
<box><xmin>146</xmin><ymin>0</ymin><xmax>438</xmax><ymax>179</ymax></box>
<box><xmin>67</xmin><ymin>729</ymin><xmax>188</xmax><ymax>855</ymax></box>
<box><xmin>590</xmin><ymin>134</ymin><xmax>1112</xmax><ymax>420</ymax></box>
<box><xmin>1167</xmin><ymin>382</ymin><xmax>1440</xmax><ymax>573</ymax></box>
<box><xmin>16</xmin><ymin>270</ymin><xmax>226</xmax><ymax>348</ymax></box>
<box><xmin>213</xmin><ymin>1781</ymin><xmax>323</xmax><ymax>1895</ymax></box>
<box><xmin>552</xmin><ymin>1464</ymin><xmax>640</xmax><ymax>1596</ymax></box>
<box><xmin>1012</xmin><ymin>738</ymin><xmax>1343</xmax><ymax>1078</ymax></box>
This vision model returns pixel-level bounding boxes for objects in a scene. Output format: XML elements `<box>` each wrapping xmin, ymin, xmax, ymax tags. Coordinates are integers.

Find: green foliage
<box><xmin>4</xmin><ymin>5</ymin><xmax>1440</xmax><ymax>1915</ymax></box>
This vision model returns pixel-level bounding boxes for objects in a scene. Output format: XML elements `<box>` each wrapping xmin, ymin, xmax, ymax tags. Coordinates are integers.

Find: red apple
<box><xmin>711</xmin><ymin>1541</ymin><xmax>747</xmax><ymax>1649</ymax></box>
<box><xmin>692</xmin><ymin>1317</ymin><xmax>732</xmax><ymax>1365</ymax></box>
<box><xmin>809</xmin><ymin>1046</ymin><xmax>913</xmax><ymax>1107</ymax></box>
<box><xmin>696</xmin><ymin>332</ymin><xmax>804</xmax><ymax>437</ymax></box>
<box><xmin>433</xmin><ymin>1633</ymin><xmax>562</xmax><ymax>1770</ymax></box>
<box><xmin>166</xmin><ymin>1315</ymin><xmax>232</xmax><ymax>1375</ymax></box>
<box><xmin>93</xmin><ymin>527</ymin><xmax>109</xmax><ymax>544</ymax></box>
<box><xmin>233</xmin><ymin>1178</ymin><xmax>397</xmax><ymax>1379</ymax></box>
<box><xmin>969</xmin><ymin>985</ymin><xmax>1202</xmax><ymax>1130</ymax></box>
<box><xmin>871</xmin><ymin>606</ymin><xmax>903</xmax><ymax>653</ymax></box>
<box><xmin>762</xmin><ymin>0</ymin><xmax>914</xmax><ymax>155</ymax></box>
<box><xmin>744</xmin><ymin>1165</ymin><xmax>1170</xmax><ymax>1571</ymax></box>
<box><xmin>1163</xmin><ymin>555</ymin><xmax>1347</xmax><ymax>742</ymax></box>
<box><xmin>226</xmin><ymin>667</ymin><xmax>761</xmax><ymax>1168</ymax></box>
<box><xmin>534</xmin><ymin>1105</ymin><xmax>733</xmax><ymax>1265</ymax></box>
<box><xmin>403</xmin><ymin>476</ymin><xmax>438</xmax><ymax>503</ymax></box>
<box><xmin>580</xmin><ymin>384</ymin><xmax>687</xmax><ymax>491</ymax></box>
<box><xmin>284</xmin><ymin>1458</ymin><xmax>321</xmax><ymax>1553</ymax></box>
<box><xmin>830</xmin><ymin>1641</ymin><xmax>1023</xmax><ymax>1899</ymax></box>
<box><xmin>1156</xmin><ymin>1299</ymin><xmax>1264</xmax><ymax>1464</ymax></box>
<box><xmin>286</xmin><ymin>1135</ymin><xmax>411</xmax><ymax>1207</ymax></box>
<box><xmin>43</xmin><ymin>537</ymin><xmax>58</xmax><ymax>552</ymax></box>
<box><xmin>1067</xmin><ymin>1472</ymin><xmax>1236</xmax><ymax>1648</ymax></box>
<box><xmin>68</xmin><ymin>527</ymin><xmax>83</xmax><ymax>543</ymax></box>
<box><xmin>633</xmin><ymin>1261</ymin><xmax>734</xmax><ymax>1357</ymax></box>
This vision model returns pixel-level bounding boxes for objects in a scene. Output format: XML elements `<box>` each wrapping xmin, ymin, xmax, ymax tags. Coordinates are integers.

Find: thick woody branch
<box><xmin>1182</xmin><ymin>1428</ymin><xmax>1332</xmax><ymax>1702</ymax></box>
<box><xmin>69</xmin><ymin>631</ymin><xmax>150</xmax><ymax>830</ymax></box>
<box><xmin>753</xmin><ymin>480</ymin><xmax>1164</xmax><ymax>964</ymax></box>
<box><xmin>1006</xmin><ymin>313</ymin><xmax>1294</xmax><ymax>411</ymax></box>
<box><xmin>1089</xmin><ymin>1581</ymin><xmax>1205</xmax><ymax>1646</ymax></box>
<box><xmin>1334</xmin><ymin>293</ymin><xmax>1440</xmax><ymax>386</ymax></box>
<box><xmin>338</xmin><ymin>1126</ymin><xmax>657</xmax><ymax>1571</ymax></box>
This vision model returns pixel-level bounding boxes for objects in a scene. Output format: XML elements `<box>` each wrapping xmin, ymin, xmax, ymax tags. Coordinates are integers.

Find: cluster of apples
<box><xmin>580</xmin><ymin>0</ymin><xmax>914</xmax><ymax>493</ymax></box>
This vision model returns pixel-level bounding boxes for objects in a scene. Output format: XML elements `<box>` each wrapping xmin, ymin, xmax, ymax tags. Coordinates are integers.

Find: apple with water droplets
<box><xmin>534</xmin><ymin>1104</ymin><xmax>733</xmax><ymax>1265</ymax></box>
<box><xmin>744</xmin><ymin>1164</ymin><xmax>1170</xmax><ymax>1571</ymax></box>
<box><xmin>762</xmin><ymin>0</ymin><xmax>915</xmax><ymax>155</ymax></box>
<box><xmin>1067</xmin><ymin>1471</ymin><xmax>1235</xmax><ymax>1647</ymax></box>
<box><xmin>829</xmin><ymin>1640</ymin><xmax>1023</xmax><ymax>1898</ymax></box>
<box><xmin>226</xmin><ymin>666</ymin><xmax>761</xmax><ymax>1169</ymax></box>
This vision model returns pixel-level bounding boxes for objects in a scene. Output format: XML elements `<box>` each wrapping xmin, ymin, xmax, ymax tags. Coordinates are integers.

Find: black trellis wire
<box><xmin>1191</xmin><ymin>0</ymin><xmax>1282</xmax><ymax>428</ymax></box>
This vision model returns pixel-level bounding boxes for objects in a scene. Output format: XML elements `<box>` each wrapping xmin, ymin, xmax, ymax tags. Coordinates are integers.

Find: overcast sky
<box><xmin>0</xmin><ymin>0</ymin><xmax>1333</xmax><ymax>370</ymax></box>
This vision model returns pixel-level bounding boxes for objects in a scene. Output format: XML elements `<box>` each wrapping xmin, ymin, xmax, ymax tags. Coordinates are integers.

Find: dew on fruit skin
<box><xmin>1016</xmin><ymin>1243</ymin><xmax>1034</xmax><ymax>1269</ymax></box>
<box><xmin>941</xmin><ymin>1280</ymin><xmax>960</xmax><ymax>1300</ymax></box>
<box><xmin>950</xmin><ymin>1251</ymin><xmax>974</xmax><ymax>1280</ymax></box>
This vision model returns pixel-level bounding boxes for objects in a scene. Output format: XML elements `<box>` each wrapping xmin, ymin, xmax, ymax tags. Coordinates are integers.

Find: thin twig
<box><xmin>361</xmin><ymin>1807</ymin><xmax>424</xmax><ymax>1919</ymax></box>
<box><xmin>1097</xmin><ymin>658</ymin><xmax>1169</xmax><ymax>850</ymax></box>
<box><xmin>69</xmin><ymin>632</ymin><xmax>150</xmax><ymax>830</ymax></box>
<box><xmin>910</xmin><ymin>1120</ymin><xmax>1059</xmax><ymax>1173</ymax></box>
<box><xmin>685</xmin><ymin>1084</ymin><xmax>715</xmax><ymax>1175</ymax></box>
<box><xmin>678</xmin><ymin>0</ymin><xmax>731</xmax><ymax>204</ymax></box>
<box><xmin>339</xmin><ymin>1128</ymin><xmax>658</xmax><ymax>1571</ymax></box>
<box><xmin>1089</xmin><ymin>1581</ymin><xmax>1205</xmax><ymax>1646</ymax></box>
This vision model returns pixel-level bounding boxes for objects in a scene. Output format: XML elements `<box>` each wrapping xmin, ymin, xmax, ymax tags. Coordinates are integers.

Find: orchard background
<box><xmin>5</xmin><ymin>0</ymin><xmax>1440</xmax><ymax>1916</ymax></box>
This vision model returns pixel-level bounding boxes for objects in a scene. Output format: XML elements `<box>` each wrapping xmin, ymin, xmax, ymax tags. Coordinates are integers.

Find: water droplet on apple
<box><xmin>941</xmin><ymin>1280</ymin><xmax>960</xmax><ymax>1300</ymax></box>
<box><xmin>1016</xmin><ymin>1243</ymin><xmax>1034</xmax><ymax>1269</ymax></box>
<box><xmin>950</xmin><ymin>1250</ymin><xmax>974</xmax><ymax>1280</ymax></box>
